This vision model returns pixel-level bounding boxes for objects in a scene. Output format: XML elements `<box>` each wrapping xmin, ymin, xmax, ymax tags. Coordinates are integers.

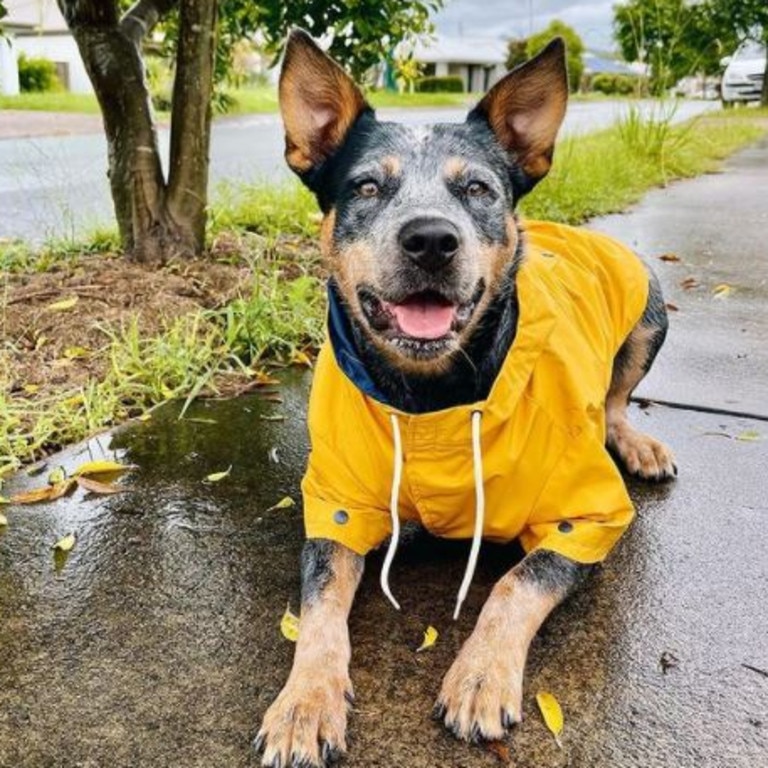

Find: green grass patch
<box><xmin>0</xmin><ymin>91</ymin><xmax>101</xmax><ymax>114</ymax></box>
<box><xmin>522</xmin><ymin>109</ymin><xmax>765</xmax><ymax>223</ymax></box>
<box><xmin>2</xmin><ymin>108</ymin><xmax>766</xmax><ymax>471</ymax></box>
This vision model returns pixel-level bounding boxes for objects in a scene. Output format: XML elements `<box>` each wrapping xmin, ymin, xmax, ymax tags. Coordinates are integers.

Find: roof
<box><xmin>4</xmin><ymin>0</ymin><xmax>69</xmax><ymax>34</ymax></box>
<box><xmin>407</xmin><ymin>35</ymin><xmax>507</xmax><ymax>66</ymax></box>
<box><xmin>583</xmin><ymin>52</ymin><xmax>634</xmax><ymax>75</ymax></box>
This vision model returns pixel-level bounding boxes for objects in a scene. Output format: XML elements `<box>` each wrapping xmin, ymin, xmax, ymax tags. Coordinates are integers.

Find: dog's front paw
<box><xmin>255</xmin><ymin>668</ymin><xmax>353</xmax><ymax>768</ymax></box>
<box><xmin>608</xmin><ymin>421</ymin><xmax>677</xmax><ymax>481</ymax></box>
<box><xmin>435</xmin><ymin>628</ymin><xmax>523</xmax><ymax>742</ymax></box>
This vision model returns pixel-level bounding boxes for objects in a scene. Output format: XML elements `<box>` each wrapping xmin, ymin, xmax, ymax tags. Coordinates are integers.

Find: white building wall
<box><xmin>0</xmin><ymin>36</ymin><xmax>21</xmax><ymax>95</ymax></box>
<box><xmin>15</xmin><ymin>34</ymin><xmax>92</xmax><ymax>93</ymax></box>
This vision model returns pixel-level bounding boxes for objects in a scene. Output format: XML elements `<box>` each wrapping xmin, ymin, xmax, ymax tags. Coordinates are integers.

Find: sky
<box><xmin>433</xmin><ymin>0</ymin><xmax>618</xmax><ymax>51</ymax></box>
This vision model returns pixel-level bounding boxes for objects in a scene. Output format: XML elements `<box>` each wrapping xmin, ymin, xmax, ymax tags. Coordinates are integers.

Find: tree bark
<box><xmin>167</xmin><ymin>0</ymin><xmax>218</xmax><ymax>255</ymax></box>
<box><xmin>57</xmin><ymin>0</ymin><xmax>214</xmax><ymax>264</ymax></box>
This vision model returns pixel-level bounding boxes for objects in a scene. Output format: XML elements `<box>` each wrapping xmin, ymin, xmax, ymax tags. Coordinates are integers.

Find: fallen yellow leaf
<box><xmin>0</xmin><ymin>496</ymin><xmax>10</xmax><ymax>505</ymax></box>
<box><xmin>204</xmin><ymin>466</ymin><xmax>232</xmax><ymax>483</ymax></box>
<box><xmin>47</xmin><ymin>466</ymin><xmax>67</xmax><ymax>486</ymax></box>
<box><xmin>253</xmin><ymin>370</ymin><xmax>281</xmax><ymax>386</ymax></box>
<box><xmin>76</xmin><ymin>476</ymin><xmax>125</xmax><ymax>495</ymax></box>
<box><xmin>280</xmin><ymin>604</ymin><xmax>300</xmax><ymax>642</ymax></box>
<box><xmin>536</xmin><ymin>691</ymin><xmax>564</xmax><ymax>748</ymax></box>
<box><xmin>712</xmin><ymin>283</ymin><xmax>733</xmax><ymax>298</ymax></box>
<box><xmin>417</xmin><ymin>625</ymin><xmax>439</xmax><ymax>652</ymax></box>
<box><xmin>265</xmin><ymin>496</ymin><xmax>295</xmax><ymax>512</ymax></box>
<box><xmin>64</xmin><ymin>346</ymin><xmax>90</xmax><ymax>359</ymax></box>
<box><xmin>73</xmin><ymin>460</ymin><xmax>133</xmax><ymax>477</ymax></box>
<box><xmin>22</xmin><ymin>384</ymin><xmax>40</xmax><ymax>394</ymax></box>
<box><xmin>47</xmin><ymin>296</ymin><xmax>79</xmax><ymax>311</ymax></box>
<box><xmin>290</xmin><ymin>349</ymin><xmax>313</xmax><ymax>367</ymax></box>
<box><xmin>10</xmin><ymin>479</ymin><xmax>75</xmax><ymax>505</ymax></box>
<box><xmin>53</xmin><ymin>533</ymin><xmax>76</xmax><ymax>552</ymax></box>
<box><xmin>0</xmin><ymin>512</ymin><xmax>7</xmax><ymax>526</ymax></box>
<box><xmin>735</xmin><ymin>429</ymin><xmax>761</xmax><ymax>442</ymax></box>
<box><xmin>138</xmin><ymin>413</ymin><xmax>152</xmax><ymax>422</ymax></box>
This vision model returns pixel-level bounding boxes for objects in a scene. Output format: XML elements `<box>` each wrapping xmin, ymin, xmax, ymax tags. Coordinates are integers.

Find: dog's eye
<box><xmin>466</xmin><ymin>181</ymin><xmax>489</xmax><ymax>198</ymax></box>
<box><xmin>356</xmin><ymin>180</ymin><xmax>380</xmax><ymax>198</ymax></box>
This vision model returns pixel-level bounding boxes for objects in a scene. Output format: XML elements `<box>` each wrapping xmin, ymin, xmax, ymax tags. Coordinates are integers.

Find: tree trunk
<box><xmin>57</xmin><ymin>0</ymin><xmax>214</xmax><ymax>264</ymax></box>
<box><xmin>762</xmin><ymin>33</ymin><xmax>768</xmax><ymax>108</ymax></box>
<box><xmin>167</xmin><ymin>0</ymin><xmax>218</xmax><ymax>255</ymax></box>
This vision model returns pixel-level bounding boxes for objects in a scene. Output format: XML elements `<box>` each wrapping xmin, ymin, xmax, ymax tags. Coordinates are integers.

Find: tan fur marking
<box><xmin>444</xmin><ymin>156</ymin><xmax>468</xmax><ymax>180</ymax></box>
<box><xmin>437</xmin><ymin>575</ymin><xmax>560</xmax><ymax>740</ymax></box>
<box><xmin>258</xmin><ymin>546</ymin><xmax>362</xmax><ymax>766</ymax></box>
<box><xmin>381</xmin><ymin>155</ymin><xmax>402</xmax><ymax>176</ymax></box>
<box><xmin>606</xmin><ymin>324</ymin><xmax>677</xmax><ymax>479</ymax></box>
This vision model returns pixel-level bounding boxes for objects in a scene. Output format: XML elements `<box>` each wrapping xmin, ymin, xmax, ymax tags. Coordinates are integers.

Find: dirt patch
<box><xmin>2</xmin><ymin>232</ymin><xmax>321</xmax><ymax>404</ymax></box>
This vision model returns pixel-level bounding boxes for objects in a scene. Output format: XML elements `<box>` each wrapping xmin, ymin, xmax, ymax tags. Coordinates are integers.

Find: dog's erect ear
<box><xmin>468</xmin><ymin>37</ymin><xmax>568</xmax><ymax>186</ymax></box>
<box><xmin>279</xmin><ymin>29</ymin><xmax>369</xmax><ymax>175</ymax></box>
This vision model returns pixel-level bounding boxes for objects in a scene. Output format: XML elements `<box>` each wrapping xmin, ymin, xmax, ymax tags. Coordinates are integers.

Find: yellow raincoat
<box><xmin>302</xmin><ymin>220</ymin><xmax>649</xmax><ymax>566</ymax></box>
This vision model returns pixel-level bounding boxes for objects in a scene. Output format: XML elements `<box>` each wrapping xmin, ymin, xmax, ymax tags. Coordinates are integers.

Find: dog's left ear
<box><xmin>279</xmin><ymin>29</ymin><xmax>370</xmax><ymax>176</ymax></box>
<box><xmin>468</xmin><ymin>37</ymin><xmax>568</xmax><ymax>188</ymax></box>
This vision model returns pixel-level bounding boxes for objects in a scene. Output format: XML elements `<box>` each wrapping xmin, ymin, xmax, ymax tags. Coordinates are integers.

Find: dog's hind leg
<box><xmin>435</xmin><ymin>550</ymin><xmax>592</xmax><ymax>741</ymax></box>
<box><xmin>256</xmin><ymin>539</ymin><xmax>363</xmax><ymax>768</ymax></box>
<box><xmin>606</xmin><ymin>269</ymin><xmax>676</xmax><ymax>480</ymax></box>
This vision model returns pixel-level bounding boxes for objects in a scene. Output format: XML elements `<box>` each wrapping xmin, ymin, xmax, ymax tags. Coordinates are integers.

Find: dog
<box><xmin>255</xmin><ymin>29</ymin><xmax>676</xmax><ymax>767</ymax></box>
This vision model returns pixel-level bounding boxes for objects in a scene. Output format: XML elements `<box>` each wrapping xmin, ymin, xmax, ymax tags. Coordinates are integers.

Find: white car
<box><xmin>720</xmin><ymin>40</ymin><xmax>766</xmax><ymax>106</ymax></box>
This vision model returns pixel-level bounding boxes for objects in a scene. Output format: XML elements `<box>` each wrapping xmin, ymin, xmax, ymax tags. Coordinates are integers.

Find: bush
<box><xmin>18</xmin><ymin>54</ymin><xmax>60</xmax><ymax>93</ymax></box>
<box><xmin>591</xmin><ymin>73</ymin><xmax>638</xmax><ymax>96</ymax></box>
<box><xmin>415</xmin><ymin>75</ymin><xmax>464</xmax><ymax>94</ymax></box>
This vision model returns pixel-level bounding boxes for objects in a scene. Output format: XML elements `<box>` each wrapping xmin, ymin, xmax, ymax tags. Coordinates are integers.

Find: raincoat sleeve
<box><xmin>518</xmin><ymin>431</ymin><xmax>635</xmax><ymax>564</ymax></box>
<box><xmin>301</xmin><ymin>343</ymin><xmax>393</xmax><ymax>556</ymax></box>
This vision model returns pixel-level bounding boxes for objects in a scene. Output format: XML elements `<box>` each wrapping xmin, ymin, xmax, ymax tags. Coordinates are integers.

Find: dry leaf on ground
<box><xmin>265</xmin><ymin>496</ymin><xmax>295</xmax><ymax>512</ymax></box>
<box><xmin>280</xmin><ymin>604</ymin><xmax>300</xmax><ymax>642</ymax></box>
<box><xmin>204</xmin><ymin>466</ymin><xmax>232</xmax><ymax>483</ymax></box>
<box><xmin>73</xmin><ymin>460</ymin><xmax>134</xmax><ymax>477</ymax></box>
<box><xmin>53</xmin><ymin>532</ymin><xmax>76</xmax><ymax>552</ymax></box>
<box><xmin>417</xmin><ymin>625</ymin><xmax>439</xmax><ymax>652</ymax></box>
<box><xmin>536</xmin><ymin>691</ymin><xmax>564</xmax><ymax>748</ymax></box>
<box><xmin>76</xmin><ymin>476</ymin><xmax>125</xmax><ymax>495</ymax></box>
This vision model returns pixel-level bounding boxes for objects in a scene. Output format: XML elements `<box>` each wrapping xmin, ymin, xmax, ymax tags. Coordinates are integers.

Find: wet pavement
<box><xmin>2</xmin><ymin>139</ymin><xmax>768</xmax><ymax>768</ymax></box>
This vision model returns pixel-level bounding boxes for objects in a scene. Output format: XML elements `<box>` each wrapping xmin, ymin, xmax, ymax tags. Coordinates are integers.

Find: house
<box><xmin>0</xmin><ymin>19</ymin><xmax>33</xmax><ymax>95</ymax></box>
<box><xmin>405</xmin><ymin>36</ymin><xmax>508</xmax><ymax>92</ymax></box>
<box><xmin>1</xmin><ymin>0</ymin><xmax>92</xmax><ymax>94</ymax></box>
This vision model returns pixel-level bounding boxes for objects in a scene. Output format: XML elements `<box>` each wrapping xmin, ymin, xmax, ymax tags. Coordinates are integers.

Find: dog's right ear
<box><xmin>279</xmin><ymin>29</ymin><xmax>369</xmax><ymax>176</ymax></box>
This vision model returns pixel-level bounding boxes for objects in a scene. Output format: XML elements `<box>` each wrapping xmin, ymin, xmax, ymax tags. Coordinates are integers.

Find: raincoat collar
<box><xmin>326</xmin><ymin>248</ymin><xmax>560</xmax><ymax>420</ymax></box>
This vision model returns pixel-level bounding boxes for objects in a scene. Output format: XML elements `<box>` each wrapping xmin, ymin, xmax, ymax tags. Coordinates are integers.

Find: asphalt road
<box><xmin>0</xmin><ymin>99</ymin><xmax>718</xmax><ymax>244</ymax></box>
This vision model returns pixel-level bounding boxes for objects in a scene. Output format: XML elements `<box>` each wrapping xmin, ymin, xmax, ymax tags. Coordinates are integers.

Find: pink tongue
<box><xmin>390</xmin><ymin>300</ymin><xmax>455</xmax><ymax>340</ymax></box>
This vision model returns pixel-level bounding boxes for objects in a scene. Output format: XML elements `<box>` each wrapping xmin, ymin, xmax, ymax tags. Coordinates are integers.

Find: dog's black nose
<box><xmin>399</xmin><ymin>217</ymin><xmax>460</xmax><ymax>273</ymax></box>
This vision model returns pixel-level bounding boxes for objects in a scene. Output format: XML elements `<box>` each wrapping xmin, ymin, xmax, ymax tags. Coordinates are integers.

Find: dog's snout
<box><xmin>399</xmin><ymin>217</ymin><xmax>460</xmax><ymax>273</ymax></box>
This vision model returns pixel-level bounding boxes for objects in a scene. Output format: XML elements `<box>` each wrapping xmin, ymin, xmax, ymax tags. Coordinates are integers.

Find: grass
<box><xmin>522</xmin><ymin>108</ymin><xmax>766</xmax><ymax>222</ymax></box>
<box><xmin>0</xmin><ymin>91</ymin><xmax>101</xmax><ymax>114</ymax></box>
<box><xmin>2</xmin><ymin>108</ymin><xmax>767</xmax><ymax>473</ymax></box>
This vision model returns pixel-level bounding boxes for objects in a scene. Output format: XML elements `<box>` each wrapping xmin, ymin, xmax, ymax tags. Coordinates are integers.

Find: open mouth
<box><xmin>358</xmin><ymin>282</ymin><xmax>484</xmax><ymax>354</ymax></box>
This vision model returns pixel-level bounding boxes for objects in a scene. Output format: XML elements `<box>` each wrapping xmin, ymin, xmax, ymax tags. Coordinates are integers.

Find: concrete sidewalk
<box><xmin>1</xmin><ymin>141</ymin><xmax>767</xmax><ymax>768</ymax></box>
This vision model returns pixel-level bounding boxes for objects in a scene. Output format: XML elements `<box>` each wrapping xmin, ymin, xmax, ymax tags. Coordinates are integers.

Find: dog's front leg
<box><xmin>256</xmin><ymin>539</ymin><xmax>363</xmax><ymax>767</ymax></box>
<box><xmin>436</xmin><ymin>549</ymin><xmax>591</xmax><ymax>742</ymax></box>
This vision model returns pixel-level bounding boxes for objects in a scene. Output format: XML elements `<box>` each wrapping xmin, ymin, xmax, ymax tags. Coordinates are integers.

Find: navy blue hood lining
<box><xmin>327</xmin><ymin>281</ymin><xmax>393</xmax><ymax>406</ymax></box>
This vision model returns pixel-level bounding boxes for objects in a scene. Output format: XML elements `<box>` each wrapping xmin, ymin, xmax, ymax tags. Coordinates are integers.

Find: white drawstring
<box><xmin>379</xmin><ymin>409</ymin><xmax>485</xmax><ymax>619</ymax></box>
<box><xmin>380</xmin><ymin>413</ymin><xmax>404</xmax><ymax>610</ymax></box>
<box><xmin>453</xmin><ymin>410</ymin><xmax>485</xmax><ymax>620</ymax></box>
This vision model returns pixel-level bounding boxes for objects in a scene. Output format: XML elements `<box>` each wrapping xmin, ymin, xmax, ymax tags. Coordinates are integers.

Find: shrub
<box><xmin>591</xmin><ymin>73</ymin><xmax>638</xmax><ymax>96</ymax></box>
<box><xmin>414</xmin><ymin>75</ymin><xmax>464</xmax><ymax>93</ymax></box>
<box><xmin>18</xmin><ymin>53</ymin><xmax>60</xmax><ymax>93</ymax></box>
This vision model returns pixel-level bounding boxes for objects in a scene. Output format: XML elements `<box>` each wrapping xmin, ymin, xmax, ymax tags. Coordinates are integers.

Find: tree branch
<box><xmin>119</xmin><ymin>0</ymin><xmax>177</xmax><ymax>45</ymax></box>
